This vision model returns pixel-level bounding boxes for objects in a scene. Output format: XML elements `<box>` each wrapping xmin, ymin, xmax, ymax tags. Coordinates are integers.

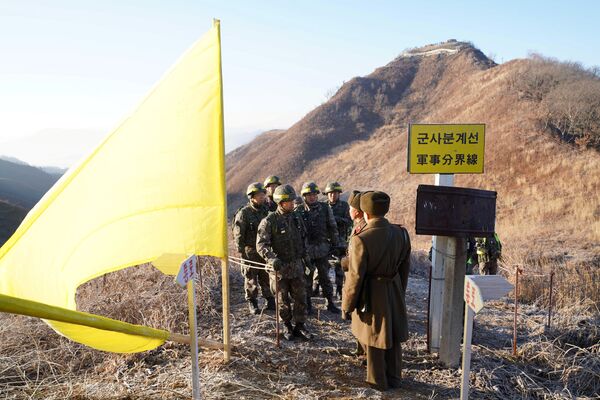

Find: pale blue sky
<box><xmin>1</xmin><ymin>0</ymin><xmax>598</xmax><ymax>167</ymax></box>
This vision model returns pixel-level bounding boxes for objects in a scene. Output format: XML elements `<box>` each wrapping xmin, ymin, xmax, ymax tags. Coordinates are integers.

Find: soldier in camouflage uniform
<box><xmin>324</xmin><ymin>182</ymin><xmax>351</xmax><ymax>298</ymax></box>
<box><xmin>233</xmin><ymin>182</ymin><xmax>275</xmax><ymax>315</ymax></box>
<box><xmin>476</xmin><ymin>233</ymin><xmax>502</xmax><ymax>275</ymax></box>
<box><xmin>465</xmin><ymin>237</ymin><xmax>478</xmax><ymax>275</ymax></box>
<box><xmin>263</xmin><ymin>175</ymin><xmax>282</xmax><ymax>212</ymax></box>
<box><xmin>296</xmin><ymin>182</ymin><xmax>341</xmax><ymax>314</ymax></box>
<box><xmin>256</xmin><ymin>184</ymin><xmax>313</xmax><ymax>340</ymax></box>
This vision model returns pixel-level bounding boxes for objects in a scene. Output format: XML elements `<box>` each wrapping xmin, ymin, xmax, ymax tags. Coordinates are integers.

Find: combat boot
<box><xmin>326</xmin><ymin>297</ymin><xmax>341</xmax><ymax>314</ymax></box>
<box><xmin>283</xmin><ymin>322</ymin><xmax>294</xmax><ymax>341</ymax></box>
<box><xmin>312</xmin><ymin>283</ymin><xmax>320</xmax><ymax>297</ymax></box>
<box><xmin>247</xmin><ymin>299</ymin><xmax>259</xmax><ymax>315</ymax></box>
<box><xmin>293</xmin><ymin>322</ymin><xmax>313</xmax><ymax>340</ymax></box>
<box><xmin>265</xmin><ymin>297</ymin><xmax>276</xmax><ymax>311</ymax></box>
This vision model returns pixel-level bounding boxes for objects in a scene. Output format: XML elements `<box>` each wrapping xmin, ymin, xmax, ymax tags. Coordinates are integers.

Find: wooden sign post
<box><xmin>176</xmin><ymin>255</ymin><xmax>201</xmax><ymax>400</ymax></box>
<box><xmin>408</xmin><ymin>123</ymin><xmax>488</xmax><ymax>363</ymax></box>
<box><xmin>461</xmin><ymin>275</ymin><xmax>513</xmax><ymax>399</ymax></box>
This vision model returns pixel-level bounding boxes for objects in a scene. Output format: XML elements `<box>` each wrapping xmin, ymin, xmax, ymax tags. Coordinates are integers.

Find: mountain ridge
<box><xmin>226</xmin><ymin>40</ymin><xmax>600</xmax><ymax>262</ymax></box>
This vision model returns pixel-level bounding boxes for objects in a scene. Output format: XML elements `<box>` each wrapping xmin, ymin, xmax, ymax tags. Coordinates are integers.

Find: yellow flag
<box><xmin>0</xmin><ymin>21</ymin><xmax>226</xmax><ymax>353</ymax></box>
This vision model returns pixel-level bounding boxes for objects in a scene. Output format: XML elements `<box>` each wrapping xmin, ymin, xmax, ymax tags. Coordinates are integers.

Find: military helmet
<box><xmin>324</xmin><ymin>182</ymin><xmax>343</xmax><ymax>194</ymax></box>
<box><xmin>301</xmin><ymin>181</ymin><xmax>320</xmax><ymax>195</ymax></box>
<box><xmin>246</xmin><ymin>182</ymin><xmax>266</xmax><ymax>197</ymax></box>
<box><xmin>273</xmin><ymin>184</ymin><xmax>297</xmax><ymax>204</ymax></box>
<box><xmin>263</xmin><ymin>175</ymin><xmax>282</xmax><ymax>187</ymax></box>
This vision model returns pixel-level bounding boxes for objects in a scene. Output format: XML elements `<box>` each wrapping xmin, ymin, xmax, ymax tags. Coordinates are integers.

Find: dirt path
<box><xmin>194</xmin><ymin>264</ymin><xmax>595</xmax><ymax>399</ymax></box>
<box><xmin>2</xmin><ymin>263</ymin><xmax>596</xmax><ymax>399</ymax></box>
<box><xmin>201</xmin><ymin>271</ymin><xmax>436</xmax><ymax>399</ymax></box>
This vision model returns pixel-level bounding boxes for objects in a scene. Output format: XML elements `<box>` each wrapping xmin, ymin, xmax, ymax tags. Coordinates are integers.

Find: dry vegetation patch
<box><xmin>2</xmin><ymin>252</ymin><xmax>599</xmax><ymax>399</ymax></box>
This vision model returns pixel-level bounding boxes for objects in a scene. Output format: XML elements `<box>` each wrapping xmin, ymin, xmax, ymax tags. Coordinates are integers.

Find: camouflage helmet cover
<box><xmin>246</xmin><ymin>182</ymin><xmax>267</xmax><ymax>197</ymax></box>
<box><xmin>301</xmin><ymin>181</ymin><xmax>320</xmax><ymax>195</ymax></box>
<box><xmin>263</xmin><ymin>175</ymin><xmax>282</xmax><ymax>187</ymax></box>
<box><xmin>324</xmin><ymin>182</ymin><xmax>343</xmax><ymax>194</ymax></box>
<box><xmin>273</xmin><ymin>184</ymin><xmax>297</xmax><ymax>204</ymax></box>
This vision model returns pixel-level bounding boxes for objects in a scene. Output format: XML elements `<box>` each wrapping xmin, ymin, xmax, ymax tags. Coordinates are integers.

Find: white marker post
<box><xmin>429</xmin><ymin>173</ymin><xmax>453</xmax><ymax>353</ymax></box>
<box><xmin>176</xmin><ymin>255</ymin><xmax>201</xmax><ymax>400</ymax></box>
<box><xmin>461</xmin><ymin>275</ymin><xmax>513</xmax><ymax>400</ymax></box>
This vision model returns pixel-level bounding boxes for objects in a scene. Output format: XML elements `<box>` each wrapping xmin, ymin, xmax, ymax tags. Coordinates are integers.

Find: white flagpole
<box><xmin>187</xmin><ymin>277</ymin><xmax>201</xmax><ymax>399</ymax></box>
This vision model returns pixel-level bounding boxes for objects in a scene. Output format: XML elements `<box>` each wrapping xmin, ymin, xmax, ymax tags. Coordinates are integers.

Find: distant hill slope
<box><xmin>226</xmin><ymin>40</ymin><xmax>600</xmax><ymax>261</ymax></box>
<box><xmin>0</xmin><ymin>200</ymin><xmax>28</xmax><ymax>246</ymax></box>
<box><xmin>0</xmin><ymin>158</ymin><xmax>63</xmax><ymax>246</ymax></box>
<box><xmin>0</xmin><ymin>158</ymin><xmax>60</xmax><ymax>209</ymax></box>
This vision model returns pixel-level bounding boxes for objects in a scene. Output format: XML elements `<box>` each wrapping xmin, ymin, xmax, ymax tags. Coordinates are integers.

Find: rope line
<box><xmin>430</xmin><ymin>246</ymin><xmax>468</xmax><ymax>260</ymax></box>
<box><xmin>228</xmin><ymin>256</ymin><xmax>273</xmax><ymax>272</ymax></box>
<box><xmin>228</xmin><ymin>256</ymin><xmax>271</xmax><ymax>268</ymax></box>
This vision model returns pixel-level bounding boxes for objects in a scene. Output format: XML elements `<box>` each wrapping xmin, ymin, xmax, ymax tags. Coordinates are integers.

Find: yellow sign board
<box><xmin>407</xmin><ymin>124</ymin><xmax>485</xmax><ymax>174</ymax></box>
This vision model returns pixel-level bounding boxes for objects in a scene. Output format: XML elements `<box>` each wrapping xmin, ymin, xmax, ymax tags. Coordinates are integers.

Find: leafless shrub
<box><xmin>511</xmin><ymin>54</ymin><xmax>600</xmax><ymax>149</ymax></box>
<box><xmin>543</xmin><ymin>79</ymin><xmax>600</xmax><ymax>147</ymax></box>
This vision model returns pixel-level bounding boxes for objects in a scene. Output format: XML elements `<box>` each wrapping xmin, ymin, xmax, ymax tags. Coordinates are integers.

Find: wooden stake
<box><xmin>274</xmin><ymin>271</ymin><xmax>280</xmax><ymax>348</ymax></box>
<box><xmin>547</xmin><ymin>271</ymin><xmax>554</xmax><ymax>328</ymax></box>
<box><xmin>513</xmin><ymin>266</ymin><xmax>520</xmax><ymax>356</ymax></box>
<box><xmin>221</xmin><ymin>258</ymin><xmax>231</xmax><ymax>362</ymax></box>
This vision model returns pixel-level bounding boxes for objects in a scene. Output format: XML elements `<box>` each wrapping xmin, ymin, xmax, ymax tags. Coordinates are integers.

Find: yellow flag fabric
<box><xmin>0</xmin><ymin>21</ymin><xmax>226</xmax><ymax>353</ymax></box>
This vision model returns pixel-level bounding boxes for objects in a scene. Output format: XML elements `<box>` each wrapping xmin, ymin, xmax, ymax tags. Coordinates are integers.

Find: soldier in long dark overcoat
<box><xmin>342</xmin><ymin>191</ymin><xmax>411</xmax><ymax>390</ymax></box>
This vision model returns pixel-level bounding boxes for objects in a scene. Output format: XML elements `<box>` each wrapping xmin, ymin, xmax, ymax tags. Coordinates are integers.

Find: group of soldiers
<box><xmin>232</xmin><ymin>176</ymin><xmax>351</xmax><ymax>340</ymax></box>
<box><xmin>233</xmin><ymin>176</ymin><xmax>413</xmax><ymax>390</ymax></box>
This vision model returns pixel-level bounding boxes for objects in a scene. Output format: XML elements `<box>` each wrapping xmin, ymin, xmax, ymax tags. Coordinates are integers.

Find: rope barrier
<box><xmin>430</xmin><ymin>246</ymin><xmax>468</xmax><ymax>260</ymax></box>
<box><xmin>228</xmin><ymin>256</ymin><xmax>273</xmax><ymax>272</ymax></box>
<box><xmin>228</xmin><ymin>255</ymin><xmax>271</xmax><ymax>267</ymax></box>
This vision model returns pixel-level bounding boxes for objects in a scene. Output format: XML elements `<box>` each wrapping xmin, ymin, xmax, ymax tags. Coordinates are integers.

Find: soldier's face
<box><xmin>349</xmin><ymin>206</ymin><xmax>363</xmax><ymax>221</ymax></box>
<box><xmin>279</xmin><ymin>200</ymin><xmax>295</xmax><ymax>213</ymax></box>
<box><xmin>327</xmin><ymin>192</ymin><xmax>339</xmax><ymax>203</ymax></box>
<box><xmin>251</xmin><ymin>191</ymin><xmax>266</xmax><ymax>206</ymax></box>
<box><xmin>266</xmin><ymin>184</ymin><xmax>279</xmax><ymax>196</ymax></box>
<box><xmin>304</xmin><ymin>193</ymin><xmax>318</xmax><ymax>205</ymax></box>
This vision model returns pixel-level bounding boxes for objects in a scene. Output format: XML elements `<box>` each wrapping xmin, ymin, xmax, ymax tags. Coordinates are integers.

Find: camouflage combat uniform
<box><xmin>233</xmin><ymin>203</ymin><xmax>274</xmax><ymax>306</ymax></box>
<box><xmin>296</xmin><ymin>201</ymin><xmax>340</xmax><ymax>311</ymax></box>
<box><xmin>256</xmin><ymin>209</ymin><xmax>309</xmax><ymax>326</ymax></box>
<box><xmin>476</xmin><ymin>233</ymin><xmax>502</xmax><ymax>275</ymax></box>
<box><xmin>328</xmin><ymin>198</ymin><xmax>352</xmax><ymax>296</ymax></box>
<box><xmin>466</xmin><ymin>237</ymin><xmax>478</xmax><ymax>275</ymax></box>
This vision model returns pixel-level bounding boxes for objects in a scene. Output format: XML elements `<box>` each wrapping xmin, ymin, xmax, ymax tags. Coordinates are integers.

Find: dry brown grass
<box><xmin>1</xmin><ymin>255</ymin><xmax>599</xmax><ymax>399</ymax></box>
<box><xmin>0</xmin><ymin>259</ymin><xmax>226</xmax><ymax>399</ymax></box>
<box><xmin>3</xmin><ymin>43</ymin><xmax>599</xmax><ymax>399</ymax></box>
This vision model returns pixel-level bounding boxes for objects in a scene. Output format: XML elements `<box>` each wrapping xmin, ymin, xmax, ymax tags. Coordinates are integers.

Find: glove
<box><xmin>271</xmin><ymin>258</ymin><xmax>283</xmax><ymax>272</ymax></box>
<box><xmin>341</xmin><ymin>311</ymin><xmax>352</xmax><ymax>321</ymax></box>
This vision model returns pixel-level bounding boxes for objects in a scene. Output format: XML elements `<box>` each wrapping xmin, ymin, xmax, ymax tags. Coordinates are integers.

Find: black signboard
<box><xmin>415</xmin><ymin>185</ymin><xmax>496</xmax><ymax>237</ymax></box>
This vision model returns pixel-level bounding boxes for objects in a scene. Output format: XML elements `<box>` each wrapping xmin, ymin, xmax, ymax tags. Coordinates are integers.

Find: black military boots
<box><xmin>293</xmin><ymin>322</ymin><xmax>313</xmax><ymax>340</ymax></box>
